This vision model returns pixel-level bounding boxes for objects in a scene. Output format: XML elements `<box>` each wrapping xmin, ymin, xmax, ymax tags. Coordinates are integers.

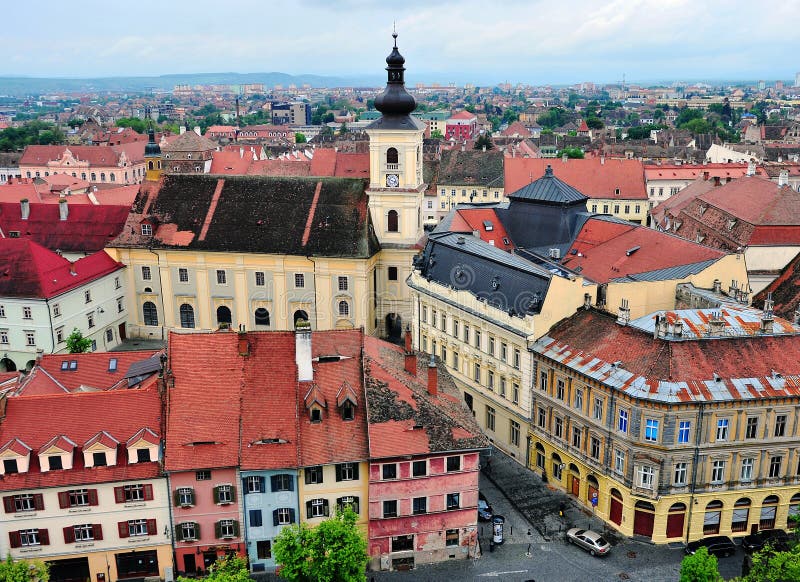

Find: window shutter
<box><xmin>288</xmin><ymin>476</ymin><xmax>294</xmax><ymax>491</ymax></box>
<box><xmin>232</xmin><ymin>520</ymin><xmax>240</xmax><ymax>538</ymax></box>
<box><xmin>306</xmin><ymin>500</ymin><xmax>312</xmax><ymax>518</ymax></box>
<box><xmin>270</xmin><ymin>475</ymin><xmax>279</xmax><ymax>492</ymax></box>
<box><xmin>88</xmin><ymin>489</ymin><xmax>99</xmax><ymax>506</ymax></box>
<box><xmin>9</xmin><ymin>531</ymin><xmax>21</xmax><ymax>548</ymax></box>
<box><xmin>118</xmin><ymin>521</ymin><xmax>130</xmax><ymax>538</ymax></box>
<box><xmin>93</xmin><ymin>524</ymin><xmax>103</xmax><ymax>541</ymax></box>
<box><xmin>143</xmin><ymin>484</ymin><xmax>154</xmax><ymax>501</ymax></box>
<box><xmin>33</xmin><ymin>494</ymin><xmax>44</xmax><ymax>511</ymax></box>
<box><xmin>353</xmin><ymin>496</ymin><xmax>360</xmax><ymax>514</ymax></box>
<box><xmin>258</xmin><ymin>476</ymin><xmax>265</xmax><ymax>493</ymax></box>
<box><xmin>214</xmin><ymin>521</ymin><xmax>222</xmax><ymax>539</ymax></box>
<box><xmin>114</xmin><ymin>486</ymin><xmax>125</xmax><ymax>503</ymax></box>
<box><xmin>3</xmin><ymin>496</ymin><xmax>14</xmax><ymax>513</ymax></box>
<box><xmin>175</xmin><ymin>525</ymin><xmax>183</xmax><ymax>542</ymax></box>
<box><xmin>335</xmin><ymin>465</ymin><xmax>342</xmax><ymax>482</ymax></box>
<box><xmin>272</xmin><ymin>510</ymin><xmax>279</xmax><ymax>527</ymax></box>
<box><xmin>173</xmin><ymin>490</ymin><xmax>181</xmax><ymax>507</ymax></box>
<box><xmin>352</xmin><ymin>464</ymin><xmax>360</xmax><ymax>480</ymax></box>
<box><xmin>188</xmin><ymin>488</ymin><xmax>195</xmax><ymax>505</ymax></box>
<box><xmin>289</xmin><ymin>508</ymin><xmax>296</xmax><ymax>524</ymax></box>
<box><xmin>229</xmin><ymin>485</ymin><xmax>236</xmax><ymax>503</ymax></box>
<box><xmin>242</xmin><ymin>478</ymin><xmax>248</xmax><ymax>492</ymax></box>
<box><xmin>38</xmin><ymin>529</ymin><xmax>49</xmax><ymax>545</ymax></box>
<box><xmin>146</xmin><ymin>519</ymin><xmax>157</xmax><ymax>536</ymax></box>
<box><xmin>212</xmin><ymin>486</ymin><xmax>220</xmax><ymax>504</ymax></box>
<box><xmin>194</xmin><ymin>523</ymin><xmax>200</xmax><ymax>539</ymax></box>
<box><xmin>323</xmin><ymin>499</ymin><xmax>330</xmax><ymax>517</ymax></box>
<box><xmin>63</xmin><ymin>526</ymin><xmax>75</xmax><ymax>544</ymax></box>
<box><xmin>58</xmin><ymin>491</ymin><xmax>70</xmax><ymax>509</ymax></box>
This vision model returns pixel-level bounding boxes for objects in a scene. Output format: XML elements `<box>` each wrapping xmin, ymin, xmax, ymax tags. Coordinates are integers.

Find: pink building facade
<box><xmin>445</xmin><ymin>112</ymin><xmax>478</xmax><ymax>141</ymax></box>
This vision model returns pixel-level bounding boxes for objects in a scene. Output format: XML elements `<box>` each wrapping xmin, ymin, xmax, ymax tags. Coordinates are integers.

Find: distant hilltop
<box><xmin>0</xmin><ymin>72</ymin><xmax>383</xmax><ymax>95</ymax></box>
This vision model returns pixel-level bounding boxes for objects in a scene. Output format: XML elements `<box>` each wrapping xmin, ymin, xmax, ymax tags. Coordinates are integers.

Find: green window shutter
<box><xmin>335</xmin><ymin>464</ymin><xmax>342</xmax><ymax>482</ymax></box>
<box><xmin>212</xmin><ymin>486</ymin><xmax>220</xmax><ymax>504</ymax></box>
<box><xmin>214</xmin><ymin>521</ymin><xmax>222</xmax><ymax>539</ymax></box>
<box><xmin>306</xmin><ymin>500</ymin><xmax>313</xmax><ymax>519</ymax></box>
<box><xmin>232</xmin><ymin>520</ymin><xmax>240</xmax><ymax>538</ymax></box>
<box><xmin>194</xmin><ymin>523</ymin><xmax>201</xmax><ymax>539</ymax></box>
<box><xmin>258</xmin><ymin>476</ymin><xmax>265</xmax><ymax>493</ymax></box>
<box><xmin>353</xmin><ymin>496</ymin><xmax>360</xmax><ymax>514</ymax></box>
<box><xmin>353</xmin><ymin>463</ymin><xmax>360</xmax><ymax>480</ymax></box>
<box><xmin>229</xmin><ymin>486</ymin><xmax>236</xmax><ymax>503</ymax></box>
<box><xmin>188</xmin><ymin>488</ymin><xmax>195</xmax><ymax>505</ymax></box>
<box><xmin>173</xmin><ymin>490</ymin><xmax>181</xmax><ymax>507</ymax></box>
<box><xmin>323</xmin><ymin>499</ymin><xmax>330</xmax><ymax>517</ymax></box>
<box><xmin>175</xmin><ymin>525</ymin><xmax>183</xmax><ymax>542</ymax></box>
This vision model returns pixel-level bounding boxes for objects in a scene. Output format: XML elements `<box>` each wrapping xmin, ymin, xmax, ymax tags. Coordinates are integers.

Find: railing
<box><xmin>386</xmin><ymin>163</ymin><xmax>399</xmax><ymax>170</ymax></box>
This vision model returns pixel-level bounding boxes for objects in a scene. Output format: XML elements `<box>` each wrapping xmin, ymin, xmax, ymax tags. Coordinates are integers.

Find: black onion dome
<box><xmin>144</xmin><ymin>128</ymin><xmax>161</xmax><ymax>156</ymax></box>
<box><xmin>374</xmin><ymin>32</ymin><xmax>416</xmax><ymax>117</ymax></box>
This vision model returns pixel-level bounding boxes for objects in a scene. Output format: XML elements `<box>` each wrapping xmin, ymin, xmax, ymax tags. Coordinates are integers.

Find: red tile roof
<box><xmin>0</xmin><ymin>239</ymin><xmax>124</xmax><ymax>299</ymax></box>
<box><xmin>450</xmin><ymin>208</ymin><xmax>514</xmax><ymax>251</ymax></box>
<box><xmin>16</xmin><ymin>350</ymin><xmax>161</xmax><ymax>396</ymax></box>
<box><xmin>209</xmin><ymin>149</ymin><xmax>259</xmax><ymax>175</ymax></box>
<box><xmin>19</xmin><ymin>143</ymin><xmax>145</xmax><ymax>166</ymax></box>
<box><xmin>562</xmin><ymin>217</ymin><xmax>724</xmax><ymax>283</ymax></box>
<box><xmin>505</xmin><ymin>157</ymin><xmax>648</xmax><ymax>200</ymax></box>
<box><xmin>449</xmin><ymin>111</ymin><xmax>477</xmax><ymax>121</ymax></box>
<box><xmin>650</xmin><ymin>179</ymin><xmax>716</xmax><ymax>228</ymax></box>
<box><xmin>0</xmin><ymin>201</ymin><xmax>131</xmax><ymax>253</ymax></box>
<box><xmin>644</xmin><ymin>163</ymin><xmax>753</xmax><ymax>181</ymax></box>
<box><xmin>0</xmin><ymin>387</ymin><xmax>162</xmax><ymax>491</ymax></box>
<box><xmin>698</xmin><ymin>176</ymin><xmax>800</xmax><ymax>226</ymax></box>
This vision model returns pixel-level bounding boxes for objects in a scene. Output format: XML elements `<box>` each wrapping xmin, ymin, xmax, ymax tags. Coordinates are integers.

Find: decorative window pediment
<box><xmin>83</xmin><ymin>431</ymin><xmax>119</xmax><ymax>468</ymax></box>
<box><xmin>0</xmin><ymin>438</ymin><xmax>32</xmax><ymax>474</ymax></box>
<box><xmin>38</xmin><ymin>435</ymin><xmax>77</xmax><ymax>472</ymax></box>
<box><xmin>127</xmin><ymin>428</ymin><xmax>160</xmax><ymax>463</ymax></box>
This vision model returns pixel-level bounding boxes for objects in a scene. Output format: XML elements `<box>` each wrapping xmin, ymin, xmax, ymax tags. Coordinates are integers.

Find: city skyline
<box><xmin>2</xmin><ymin>0</ymin><xmax>798</xmax><ymax>86</ymax></box>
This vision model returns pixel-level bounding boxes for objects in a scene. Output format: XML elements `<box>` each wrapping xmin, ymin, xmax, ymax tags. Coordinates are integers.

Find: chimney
<box><xmin>713</xmin><ymin>279</ymin><xmax>721</xmax><ymax>293</ymax></box>
<box><xmin>713</xmin><ymin>176</ymin><xmax>721</xmax><ymax>187</ymax></box>
<box><xmin>403</xmin><ymin>326</ymin><xmax>417</xmax><ymax>375</ymax></box>
<box><xmin>193</xmin><ymin>126</ymin><xmax>201</xmax><ymax>136</ymax></box>
<box><xmin>179</xmin><ymin>126</ymin><xmax>186</xmax><ymax>135</ymax></box>
<box><xmin>583</xmin><ymin>293</ymin><xmax>592</xmax><ymax>310</ymax></box>
<box><xmin>703</xmin><ymin>171</ymin><xmax>710</xmax><ymax>181</ymax></box>
<box><xmin>59</xmin><ymin>197</ymin><xmax>68</xmax><ymax>220</ymax></box>
<box><xmin>295</xmin><ymin>323</ymin><xmax>313</xmax><ymax>382</ymax></box>
<box><xmin>600</xmin><ymin>155</ymin><xmax>605</xmax><ymax>165</ymax></box>
<box><xmin>778</xmin><ymin>170</ymin><xmax>789</xmax><ymax>187</ymax></box>
<box><xmin>20</xmin><ymin>198</ymin><xmax>30</xmax><ymax>220</ymax></box>
<box><xmin>746</xmin><ymin>161</ymin><xmax>756</xmax><ymax>176</ymax></box>
<box><xmin>237</xmin><ymin>328</ymin><xmax>250</xmax><ymax>356</ymax></box>
<box><xmin>762</xmin><ymin>293</ymin><xmax>775</xmax><ymax>334</ymax></box>
<box><xmin>616</xmin><ymin>298</ymin><xmax>631</xmax><ymax>326</ymax></box>
<box><xmin>562</xmin><ymin>153</ymin><xmax>568</xmax><ymax>163</ymax></box>
<box><xmin>673</xmin><ymin>320</ymin><xmax>684</xmax><ymax>337</ymax></box>
<box><xmin>427</xmin><ymin>354</ymin><xmax>438</xmax><ymax>397</ymax></box>
<box><xmin>793</xmin><ymin>307</ymin><xmax>800</xmax><ymax>325</ymax></box>
<box><xmin>708</xmin><ymin>312</ymin><xmax>725</xmax><ymax>335</ymax></box>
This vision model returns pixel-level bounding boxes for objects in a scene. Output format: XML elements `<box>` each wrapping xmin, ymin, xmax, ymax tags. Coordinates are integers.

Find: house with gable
<box><xmin>0</xmin><ymin>384</ymin><xmax>169</xmax><ymax>582</ymax></box>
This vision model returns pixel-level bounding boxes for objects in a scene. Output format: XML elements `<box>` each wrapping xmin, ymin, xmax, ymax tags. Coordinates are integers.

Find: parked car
<box><xmin>566</xmin><ymin>528</ymin><xmax>611</xmax><ymax>556</ymax></box>
<box><xmin>741</xmin><ymin>529</ymin><xmax>790</xmax><ymax>553</ymax></box>
<box><xmin>685</xmin><ymin>536</ymin><xmax>736</xmax><ymax>558</ymax></box>
<box><xmin>478</xmin><ymin>492</ymin><xmax>493</xmax><ymax>521</ymax></box>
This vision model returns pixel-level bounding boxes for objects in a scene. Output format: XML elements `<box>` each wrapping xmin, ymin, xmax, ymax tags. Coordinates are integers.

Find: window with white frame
<box><xmin>716</xmin><ymin>419</ymin><xmax>729</xmax><ymax>441</ymax></box>
<box><xmin>644</xmin><ymin>419</ymin><xmax>659</xmax><ymax>442</ymax></box>
<box><xmin>486</xmin><ymin>406</ymin><xmax>495</xmax><ymax>431</ymax></box>
<box><xmin>0</xmin><ymin>329</ymin><xmax>8</xmax><ymax>345</ymax></box>
<box><xmin>574</xmin><ymin>387</ymin><xmax>583</xmax><ymax>410</ymax></box>
<box><xmin>141</xmin><ymin>224</ymin><xmax>153</xmax><ymax>236</ymax></box>
<box><xmin>25</xmin><ymin>331</ymin><xmax>35</xmax><ymax>346</ymax></box>
<box><xmin>141</xmin><ymin>266</ymin><xmax>151</xmax><ymax>281</ymax></box>
<box><xmin>537</xmin><ymin>407</ymin><xmax>546</xmax><ymax>428</ymax></box>
<box><xmin>180</xmin><ymin>522</ymin><xmax>197</xmax><ymax>541</ymax></box>
<box><xmin>510</xmin><ymin>420</ymin><xmax>520</xmax><ymax>446</ymax></box>
<box><xmin>615</xmin><ymin>450</ymin><xmax>625</xmax><ymax>474</ymax></box>
<box><xmin>500</xmin><ymin>342</ymin><xmax>507</xmax><ymax>362</ymax></box>
<box><xmin>674</xmin><ymin>462</ymin><xmax>687</xmax><ymax>486</ymax></box>
<box><xmin>219</xmin><ymin>519</ymin><xmax>236</xmax><ymax>538</ymax></box>
<box><xmin>217</xmin><ymin>484</ymin><xmax>233</xmax><ymax>503</ymax></box>
<box><xmin>53</xmin><ymin>303</ymin><xmax>61</xmax><ymax>317</ymax></box>
<box><xmin>20</xmin><ymin>529</ymin><xmax>41</xmax><ymax>546</ymax></box>
<box><xmin>740</xmin><ymin>458</ymin><xmax>754</xmax><ymax>482</ymax></box>
<box><xmin>338</xmin><ymin>300</ymin><xmax>350</xmax><ymax>317</ymax></box>
<box><xmin>22</xmin><ymin>306</ymin><xmax>32</xmax><ymax>319</ymax></box>
<box><xmin>769</xmin><ymin>456</ymin><xmax>783</xmax><ymax>478</ymax></box>
<box><xmin>554</xmin><ymin>416</ymin><xmax>563</xmax><ymax>439</ymax></box>
<box><xmin>593</xmin><ymin>397</ymin><xmax>603</xmax><ymax>421</ymax></box>
<box><xmin>618</xmin><ymin>409</ymin><xmax>628</xmax><ymax>433</ymax></box>
<box><xmin>636</xmin><ymin>465</ymin><xmax>654</xmax><ymax>489</ymax></box>
<box><xmin>556</xmin><ymin>379</ymin><xmax>565</xmax><ymax>400</ymax></box>
<box><xmin>712</xmin><ymin>460</ymin><xmax>726</xmax><ymax>483</ymax></box>
<box><xmin>129</xmin><ymin>519</ymin><xmax>148</xmax><ymax>536</ymax></box>
<box><xmin>513</xmin><ymin>348</ymin><xmax>521</xmax><ymax>369</ymax></box>
<box><xmin>678</xmin><ymin>420</ymin><xmax>691</xmax><ymax>444</ymax></box>
<box><xmin>539</xmin><ymin>370</ymin><xmax>547</xmax><ymax>391</ymax></box>
<box><xmin>74</xmin><ymin>524</ymin><xmax>94</xmax><ymax>541</ymax></box>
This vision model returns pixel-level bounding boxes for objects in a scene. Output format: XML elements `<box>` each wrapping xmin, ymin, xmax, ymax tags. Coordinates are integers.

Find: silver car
<box><xmin>566</xmin><ymin>528</ymin><xmax>611</xmax><ymax>556</ymax></box>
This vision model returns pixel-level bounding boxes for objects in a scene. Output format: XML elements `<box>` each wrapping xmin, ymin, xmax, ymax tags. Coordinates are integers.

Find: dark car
<box><xmin>478</xmin><ymin>492</ymin><xmax>493</xmax><ymax>521</ymax></box>
<box><xmin>685</xmin><ymin>535</ymin><xmax>737</xmax><ymax>558</ymax></box>
<box><xmin>741</xmin><ymin>529</ymin><xmax>790</xmax><ymax>553</ymax></box>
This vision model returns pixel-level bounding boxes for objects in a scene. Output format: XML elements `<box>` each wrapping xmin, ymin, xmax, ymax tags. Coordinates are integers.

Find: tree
<box><xmin>66</xmin><ymin>328</ymin><xmax>92</xmax><ymax>353</ymax></box>
<box><xmin>0</xmin><ymin>556</ymin><xmax>49</xmax><ymax>582</ymax></box>
<box><xmin>115</xmin><ymin>117</ymin><xmax>148</xmax><ymax>133</ymax></box>
<box><xmin>679</xmin><ymin>547</ymin><xmax>722</xmax><ymax>582</ymax></box>
<box><xmin>274</xmin><ymin>507</ymin><xmax>368</xmax><ymax>582</ymax></box>
<box><xmin>430</xmin><ymin>129</ymin><xmax>443</xmax><ymax>139</ymax></box>
<box><xmin>295</xmin><ymin>133</ymin><xmax>307</xmax><ymax>143</ymax></box>
<box><xmin>177</xmin><ymin>555</ymin><xmax>249</xmax><ymax>582</ymax></box>
<box><xmin>743</xmin><ymin>544</ymin><xmax>800</xmax><ymax>582</ymax></box>
<box><xmin>585</xmin><ymin>117</ymin><xmax>604</xmax><ymax>130</ymax></box>
<box><xmin>474</xmin><ymin>134</ymin><xmax>494</xmax><ymax>150</ymax></box>
<box><xmin>556</xmin><ymin>147</ymin><xmax>584</xmax><ymax>159</ymax></box>
<box><xmin>338</xmin><ymin>122</ymin><xmax>348</xmax><ymax>135</ymax></box>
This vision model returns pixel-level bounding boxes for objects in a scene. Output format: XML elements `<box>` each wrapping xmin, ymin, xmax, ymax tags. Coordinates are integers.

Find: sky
<box><xmin>3</xmin><ymin>0</ymin><xmax>799</xmax><ymax>85</ymax></box>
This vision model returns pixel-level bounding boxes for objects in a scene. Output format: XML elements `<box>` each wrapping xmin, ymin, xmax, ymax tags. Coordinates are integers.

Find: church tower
<box><xmin>366</xmin><ymin>33</ymin><xmax>426</xmax><ymax>338</ymax></box>
<box><xmin>144</xmin><ymin>127</ymin><xmax>163</xmax><ymax>182</ymax></box>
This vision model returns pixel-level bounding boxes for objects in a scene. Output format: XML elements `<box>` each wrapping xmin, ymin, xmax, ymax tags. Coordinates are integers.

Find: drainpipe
<box><xmin>147</xmin><ymin>246</ymin><xmax>166</xmax><ymax>341</ymax></box>
<box><xmin>306</xmin><ymin>254</ymin><xmax>319</xmax><ymax>330</ymax></box>
<box><xmin>685</xmin><ymin>403</ymin><xmax>705</xmax><ymax>544</ymax></box>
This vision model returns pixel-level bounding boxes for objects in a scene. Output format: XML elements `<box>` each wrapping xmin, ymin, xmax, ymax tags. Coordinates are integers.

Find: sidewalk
<box><xmin>481</xmin><ymin>446</ymin><xmax>622</xmax><ymax>544</ymax></box>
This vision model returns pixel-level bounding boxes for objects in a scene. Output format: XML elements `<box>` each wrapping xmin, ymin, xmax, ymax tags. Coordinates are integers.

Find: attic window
<box><xmin>253</xmin><ymin>438</ymin><xmax>288</xmax><ymax>445</ymax></box>
<box><xmin>615</xmin><ymin>188</ymin><xmax>620</xmax><ymax>195</ymax></box>
<box><xmin>69</xmin><ymin>360</ymin><xmax>78</xmax><ymax>370</ymax></box>
<box><xmin>61</xmin><ymin>360</ymin><xmax>69</xmax><ymax>370</ymax></box>
<box><xmin>141</xmin><ymin>224</ymin><xmax>152</xmax><ymax>236</ymax></box>
<box><xmin>483</xmin><ymin>220</ymin><xmax>493</xmax><ymax>231</ymax></box>
<box><xmin>317</xmin><ymin>355</ymin><xmax>342</xmax><ymax>363</ymax></box>
<box><xmin>9</xmin><ymin>231</ymin><xmax>19</xmax><ymax>238</ymax></box>
<box><xmin>108</xmin><ymin>358</ymin><xmax>118</xmax><ymax>372</ymax></box>
<box><xmin>342</xmin><ymin>401</ymin><xmax>355</xmax><ymax>421</ymax></box>
<box><xmin>727</xmin><ymin>219</ymin><xmax>737</xmax><ymax>231</ymax></box>
<box><xmin>502</xmin><ymin>237</ymin><xmax>510</xmax><ymax>245</ymax></box>
<box><xmin>310</xmin><ymin>408</ymin><xmax>322</xmax><ymax>423</ymax></box>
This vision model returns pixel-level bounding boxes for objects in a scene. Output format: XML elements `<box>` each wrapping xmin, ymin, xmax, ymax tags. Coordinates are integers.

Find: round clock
<box><xmin>386</xmin><ymin>173</ymin><xmax>399</xmax><ymax>187</ymax></box>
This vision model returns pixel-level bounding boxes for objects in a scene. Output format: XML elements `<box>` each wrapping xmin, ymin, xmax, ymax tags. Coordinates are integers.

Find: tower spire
<box><xmin>374</xmin><ymin>31</ymin><xmax>416</xmax><ymax>117</ymax></box>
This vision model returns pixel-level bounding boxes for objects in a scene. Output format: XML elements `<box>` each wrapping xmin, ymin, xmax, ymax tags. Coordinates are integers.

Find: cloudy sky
<box><xmin>3</xmin><ymin>0</ymin><xmax>797</xmax><ymax>85</ymax></box>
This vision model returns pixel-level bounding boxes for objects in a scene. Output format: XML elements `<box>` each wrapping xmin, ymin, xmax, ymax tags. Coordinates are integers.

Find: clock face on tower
<box><xmin>386</xmin><ymin>173</ymin><xmax>399</xmax><ymax>187</ymax></box>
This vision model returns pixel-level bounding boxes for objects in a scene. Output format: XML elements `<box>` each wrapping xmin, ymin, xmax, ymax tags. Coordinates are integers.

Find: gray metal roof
<box><xmin>609</xmin><ymin>259</ymin><xmax>720</xmax><ymax>283</ymax></box>
<box><xmin>507</xmin><ymin>165</ymin><xmax>588</xmax><ymax>205</ymax></box>
<box><xmin>366</xmin><ymin>115</ymin><xmax>426</xmax><ymax>131</ymax></box>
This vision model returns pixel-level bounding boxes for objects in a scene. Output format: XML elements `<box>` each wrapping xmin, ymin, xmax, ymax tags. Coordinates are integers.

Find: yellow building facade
<box><xmin>297</xmin><ymin>462</ymin><xmax>369</xmax><ymax>533</ymax></box>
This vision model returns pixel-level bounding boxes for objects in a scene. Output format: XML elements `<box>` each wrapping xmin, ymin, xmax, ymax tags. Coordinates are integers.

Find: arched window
<box><xmin>110</xmin><ymin>173</ymin><xmax>115</xmax><ymax>182</ymax></box>
<box><xmin>704</xmin><ymin>500</ymin><xmax>723</xmax><ymax>535</ymax></box>
<box><xmin>386</xmin><ymin>147</ymin><xmax>398</xmax><ymax>165</ymax></box>
<box><xmin>254</xmin><ymin>308</ymin><xmax>270</xmax><ymax>326</ymax></box>
<box><xmin>293</xmin><ymin>310</ymin><xmax>309</xmax><ymax>328</ymax></box>
<box><xmin>90</xmin><ymin>172</ymin><xmax>96</xmax><ymax>181</ymax></box>
<box><xmin>148</xmin><ymin>161</ymin><xmax>154</xmax><ymax>170</ymax></box>
<box><xmin>179</xmin><ymin>304</ymin><xmax>195</xmax><ymax>328</ymax></box>
<box><xmin>338</xmin><ymin>300</ymin><xmax>350</xmax><ymax>317</ymax></box>
<box><xmin>732</xmin><ymin>498</ymin><xmax>751</xmax><ymax>533</ymax></box>
<box><xmin>387</xmin><ymin>210</ymin><xmax>399</xmax><ymax>232</ymax></box>
<box><xmin>142</xmin><ymin>301</ymin><xmax>158</xmax><ymax>326</ymax></box>
<box><xmin>100</xmin><ymin>173</ymin><xmax>106</xmax><ymax>182</ymax></box>
<box><xmin>216</xmin><ymin>306</ymin><xmax>232</xmax><ymax>326</ymax></box>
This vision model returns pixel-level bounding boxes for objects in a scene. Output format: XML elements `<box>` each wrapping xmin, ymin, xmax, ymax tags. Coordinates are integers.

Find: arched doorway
<box><xmin>385</xmin><ymin>313</ymin><xmax>402</xmax><ymax>341</ymax></box>
<box><xmin>294</xmin><ymin>310</ymin><xmax>309</xmax><ymax>329</ymax></box>
<box><xmin>568</xmin><ymin>463</ymin><xmax>581</xmax><ymax>497</ymax></box>
<box><xmin>609</xmin><ymin>489</ymin><xmax>623</xmax><ymax>525</ymax></box>
<box><xmin>633</xmin><ymin>500</ymin><xmax>656</xmax><ymax>538</ymax></box>
<box><xmin>731</xmin><ymin>498</ymin><xmax>751</xmax><ymax>534</ymax></box>
<box><xmin>0</xmin><ymin>357</ymin><xmax>16</xmax><ymax>372</ymax></box>
<box><xmin>760</xmin><ymin>495</ymin><xmax>779</xmax><ymax>530</ymax></box>
<box><xmin>666</xmin><ymin>503</ymin><xmax>687</xmax><ymax>539</ymax></box>
<box><xmin>586</xmin><ymin>475</ymin><xmax>599</xmax><ymax>507</ymax></box>
<box><xmin>216</xmin><ymin>306</ymin><xmax>232</xmax><ymax>327</ymax></box>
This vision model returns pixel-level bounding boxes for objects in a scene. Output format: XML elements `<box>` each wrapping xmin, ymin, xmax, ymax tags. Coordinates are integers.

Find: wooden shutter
<box><xmin>323</xmin><ymin>499</ymin><xmax>330</xmax><ymax>517</ymax></box>
<box><xmin>352</xmin><ymin>464</ymin><xmax>360</xmax><ymax>480</ymax></box>
<box><xmin>229</xmin><ymin>485</ymin><xmax>236</xmax><ymax>503</ymax></box>
<box><xmin>288</xmin><ymin>508</ymin><xmax>296</xmax><ymax>524</ymax></box>
<box><xmin>212</xmin><ymin>486</ymin><xmax>220</xmax><ymax>504</ymax></box>
<box><xmin>118</xmin><ymin>521</ymin><xmax>130</xmax><ymax>538</ymax></box>
<box><xmin>174</xmin><ymin>524</ymin><xmax>183</xmax><ymax>542</ymax></box>
<box><xmin>214</xmin><ymin>521</ymin><xmax>222</xmax><ymax>539</ymax></box>
<box><xmin>146</xmin><ymin>519</ymin><xmax>157</xmax><ymax>536</ymax></box>
<box><xmin>143</xmin><ymin>484</ymin><xmax>154</xmax><ymax>501</ymax></box>
<box><xmin>352</xmin><ymin>496</ymin><xmax>359</xmax><ymax>514</ymax></box>
<box><xmin>58</xmin><ymin>491</ymin><xmax>70</xmax><ymax>509</ymax></box>
<box><xmin>9</xmin><ymin>531</ymin><xmax>21</xmax><ymax>548</ymax></box>
<box><xmin>232</xmin><ymin>520</ymin><xmax>240</xmax><ymax>537</ymax></box>
<box><xmin>92</xmin><ymin>524</ymin><xmax>103</xmax><ymax>541</ymax></box>
<box><xmin>63</xmin><ymin>526</ymin><xmax>75</xmax><ymax>544</ymax></box>
<box><xmin>194</xmin><ymin>523</ymin><xmax>200</xmax><ymax>539</ymax></box>
<box><xmin>173</xmin><ymin>490</ymin><xmax>181</xmax><ymax>507</ymax></box>
<box><xmin>306</xmin><ymin>500</ymin><xmax>313</xmax><ymax>518</ymax></box>
<box><xmin>288</xmin><ymin>475</ymin><xmax>294</xmax><ymax>491</ymax></box>
<box><xmin>188</xmin><ymin>488</ymin><xmax>195</xmax><ymax>505</ymax></box>
<box><xmin>335</xmin><ymin>464</ymin><xmax>342</xmax><ymax>482</ymax></box>
<box><xmin>33</xmin><ymin>493</ymin><xmax>44</xmax><ymax>511</ymax></box>
<box><xmin>88</xmin><ymin>489</ymin><xmax>99</xmax><ymax>506</ymax></box>
<box><xmin>272</xmin><ymin>510</ymin><xmax>279</xmax><ymax>527</ymax></box>
<box><xmin>38</xmin><ymin>529</ymin><xmax>49</xmax><ymax>545</ymax></box>
<box><xmin>270</xmin><ymin>475</ymin><xmax>279</xmax><ymax>492</ymax></box>
<box><xmin>2</xmin><ymin>496</ymin><xmax>15</xmax><ymax>513</ymax></box>
<box><xmin>114</xmin><ymin>486</ymin><xmax>126</xmax><ymax>503</ymax></box>
<box><xmin>258</xmin><ymin>476</ymin><xmax>265</xmax><ymax>493</ymax></box>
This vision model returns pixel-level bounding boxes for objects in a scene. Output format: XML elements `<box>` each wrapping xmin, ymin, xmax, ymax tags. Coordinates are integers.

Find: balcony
<box><xmin>386</xmin><ymin>163</ymin><xmax>399</xmax><ymax>171</ymax></box>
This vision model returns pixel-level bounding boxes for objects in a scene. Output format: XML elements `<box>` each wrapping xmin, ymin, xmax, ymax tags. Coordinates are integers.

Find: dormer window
<box><xmin>342</xmin><ymin>401</ymin><xmax>355</xmax><ymax>421</ymax></box>
<box><xmin>141</xmin><ymin>224</ymin><xmax>153</xmax><ymax>236</ymax></box>
<box><xmin>48</xmin><ymin>455</ymin><xmax>63</xmax><ymax>470</ymax></box>
<box><xmin>3</xmin><ymin>459</ymin><xmax>18</xmax><ymax>474</ymax></box>
<box><xmin>310</xmin><ymin>408</ymin><xmax>322</xmax><ymax>423</ymax></box>
<box><xmin>93</xmin><ymin>452</ymin><xmax>107</xmax><ymax>467</ymax></box>
<box><xmin>136</xmin><ymin>448</ymin><xmax>151</xmax><ymax>463</ymax></box>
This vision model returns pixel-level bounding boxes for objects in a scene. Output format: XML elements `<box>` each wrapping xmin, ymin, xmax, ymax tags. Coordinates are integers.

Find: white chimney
<box><xmin>179</xmin><ymin>126</ymin><xmax>186</xmax><ymax>135</ymax></box>
<box><xmin>193</xmin><ymin>126</ymin><xmax>201</xmax><ymax>136</ymax></box>
<box><xmin>746</xmin><ymin>161</ymin><xmax>756</xmax><ymax>176</ymax></box>
<box><xmin>778</xmin><ymin>170</ymin><xmax>789</xmax><ymax>187</ymax></box>
<box><xmin>295</xmin><ymin>325</ymin><xmax>313</xmax><ymax>382</ymax></box>
<box><xmin>20</xmin><ymin>198</ymin><xmax>30</xmax><ymax>220</ymax></box>
<box><xmin>58</xmin><ymin>197</ymin><xmax>68</xmax><ymax>221</ymax></box>
<box><xmin>600</xmin><ymin>155</ymin><xmax>605</xmax><ymax>165</ymax></box>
